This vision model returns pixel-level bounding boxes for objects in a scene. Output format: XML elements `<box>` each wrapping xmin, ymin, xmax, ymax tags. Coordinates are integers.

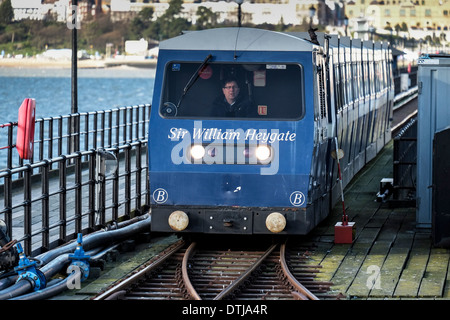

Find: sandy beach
<box><xmin>0</xmin><ymin>57</ymin><xmax>157</xmax><ymax>69</ymax></box>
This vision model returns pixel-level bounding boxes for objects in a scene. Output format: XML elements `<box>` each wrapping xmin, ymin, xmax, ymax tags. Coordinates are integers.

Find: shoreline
<box><xmin>0</xmin><ymin>57</ymin><xmax>157</xmax><ymax>69</ymax></box>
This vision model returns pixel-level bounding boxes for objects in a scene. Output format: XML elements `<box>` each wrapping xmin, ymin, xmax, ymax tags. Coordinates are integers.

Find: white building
<box><xmin>8</xmin><ymin>0</ymin><xmax>339</xmax><ymax>29</ymax></box>
<box><xmin>11</xmin><ymin>0</ymin><xmax>52</xmax><ymax>20</ymax></box>
<box><xmin>108</xmin><ymin>0</ymin><xmax>333</xmax><ymax>26</ymax></box>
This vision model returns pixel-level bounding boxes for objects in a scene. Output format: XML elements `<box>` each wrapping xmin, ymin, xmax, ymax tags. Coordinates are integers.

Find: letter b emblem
<box><xmin>153</xmin><ymin>188</ymin><xmax>168</xmax><ymax>204</ymax></box>
<box><xmin>290</xmin><ymin>191</ymin><xmax>305</xmax><ymax>207</ymax></box>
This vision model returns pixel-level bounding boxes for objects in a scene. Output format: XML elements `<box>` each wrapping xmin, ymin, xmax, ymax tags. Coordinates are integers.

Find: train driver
<box><xmin>212</xmin><ymin>77</ymin><xmax>254</xmax><ymax>117</ymax></box>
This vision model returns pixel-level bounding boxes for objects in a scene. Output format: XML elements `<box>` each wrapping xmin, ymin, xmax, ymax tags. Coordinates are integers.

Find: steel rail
<box><xmin>93</xmin><ymin>239</ymin><xmax>185</xmax><ymax>300</ymax></box>
<box><xmin>279</xmin><ymin>243</ymin><xmax>319</xmax><ymax>300</ymax></box>
<box><xmin>182</xmin><ymin>242</ymin><xmax>202</xmax><ymax>300</ymax></box>
<box><xmin>213</xmin><ymin>243</ymin><xmax>277</xmax><ymax>300</ymax></box>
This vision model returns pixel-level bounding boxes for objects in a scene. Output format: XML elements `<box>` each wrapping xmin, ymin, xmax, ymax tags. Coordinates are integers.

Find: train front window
<box><xmin>160</xmin><ymin>62</ymin><xmax>304</xmax><ymax>120</ymax></box>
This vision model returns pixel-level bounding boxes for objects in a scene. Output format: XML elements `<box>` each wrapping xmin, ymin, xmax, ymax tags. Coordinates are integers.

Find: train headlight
<box><xmin>168</xmin><ymin>210</ymin><xmax>189</xmax><ymax>231</ymax></box>
<box><xmin>265</xmin><ymin>212</ymin><xmax>286</xmax><ymax>233</ymax></box>
<box><xmin>190</xmin><ymin>144</ymin><xmax>205</xmax><ymax>160</ymax></box>
<box><xmin>256</xmin><ymin>145</ymin><xmax>271</xmax><ymax>161</ymax></box>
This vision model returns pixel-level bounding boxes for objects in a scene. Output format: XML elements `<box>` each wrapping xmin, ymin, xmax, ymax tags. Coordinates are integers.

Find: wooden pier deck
<box><xmin>305</xmin><ymin>140</ymin><xmax>450</xmax><ymax>300</ymax></box>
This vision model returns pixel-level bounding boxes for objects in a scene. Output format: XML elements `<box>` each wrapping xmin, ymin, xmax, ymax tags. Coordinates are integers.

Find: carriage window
<box><xmin>160</xmin><ymin>62</ymin><xmax>304</xmax><ymax>120</ymax></box>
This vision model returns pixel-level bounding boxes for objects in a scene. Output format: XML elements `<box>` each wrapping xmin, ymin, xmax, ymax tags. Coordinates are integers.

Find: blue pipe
<box><xmin>9</xmin><ymin>272</ymin><xmax>78</xmax><ymax>300</ymax></box>
<box><xmin>37</xmin><ymin>214</ymin><xmax>150</xmax><ymax>266</ymax></box>
<box><xmin>0</xmin><ymin>215</ymin><xmax>151</xmax><ymax>300</ymax></box>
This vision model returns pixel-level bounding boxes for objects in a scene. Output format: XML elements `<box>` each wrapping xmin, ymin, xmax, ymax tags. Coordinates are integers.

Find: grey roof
<box><xmin>160</xmin><ymin>28</ymin><xmax>315</xmax><ymax>52</ymax></box>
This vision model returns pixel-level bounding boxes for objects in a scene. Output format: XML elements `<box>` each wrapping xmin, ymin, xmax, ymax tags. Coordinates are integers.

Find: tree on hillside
<box><xmin>79</xmin><ymin>14</ymin><xmax>123</xmax><ymax>50</ymax></box>
<box><xmin>164</xmin><ymin>0</ymin><xmax>183</xmax><ymax>18</ymax></box>
<box><xmin>139</xmin><ymin>6</ymin><xmax>154</xmax><ymax>21</ymax></box>
<box><xmin>194</xmin><ymin>6</ymin><xmax>217</xmax><ymax>30</ymax></box>
<box><xmin>129</xmin><ymin>7</ymin><xmax>154</xmax><ymax>39</ymax></box>
<box><xmin>148</xmin><ymin>0</ymin><xmax>190</xmax><ymax>40</ymax></box>
<box><xmin>0</xmin><ymin>0</ymin><xmax>14</xmax><ymax>24</ymax></box>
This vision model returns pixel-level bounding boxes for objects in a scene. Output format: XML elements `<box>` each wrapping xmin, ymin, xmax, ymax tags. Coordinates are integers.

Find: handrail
<box><xmin>0</xmin><ymin>105</ymin><xmax>150</xmax><ymax>256</ymax></box>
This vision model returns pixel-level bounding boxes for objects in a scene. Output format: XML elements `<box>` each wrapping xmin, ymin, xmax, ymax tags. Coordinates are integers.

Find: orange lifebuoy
<box><xmin>16</xmin><ymin>98</ymin><xmax>36</xmax><ymax>160</ymax></box>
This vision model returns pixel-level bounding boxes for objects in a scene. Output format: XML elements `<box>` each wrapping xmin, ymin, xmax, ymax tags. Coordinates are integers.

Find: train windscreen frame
<box><xmin>160</xmin><ymin>61</ymin><xmax>305</xmax><ymax>121</ymax></box>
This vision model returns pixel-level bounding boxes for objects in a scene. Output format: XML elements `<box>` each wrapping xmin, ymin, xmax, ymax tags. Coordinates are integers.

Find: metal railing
<box><xmin>393</xmin><ymin>117</ymin><xmax>417</xmax><ymax>205</ymax></box>
<box><xmin>1</xmin><ymin>104</ymin><xmax>150</xmax><ymax>174</ymax></box>
<box><xmin>0</xmin><ymin>104</ymin><xmax>150</xmax><ymax>256</ymax></box>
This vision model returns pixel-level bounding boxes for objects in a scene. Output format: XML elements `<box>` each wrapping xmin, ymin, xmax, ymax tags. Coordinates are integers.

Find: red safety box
<box><xmin>334</xmin><ymin>222</ymin><xmax>355</xmax><ymax>244</ymax></box>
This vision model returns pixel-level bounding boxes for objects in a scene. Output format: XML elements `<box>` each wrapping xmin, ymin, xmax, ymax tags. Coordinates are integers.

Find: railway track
<box><xmin>92</xmin><ymin>91</ymin><xmax>418</xmax><ymax>302</ymax></box>
<box><xmin>93</xmin><ymin>238</ymin><xmax>339</xmax><ymax>300</ymax></box>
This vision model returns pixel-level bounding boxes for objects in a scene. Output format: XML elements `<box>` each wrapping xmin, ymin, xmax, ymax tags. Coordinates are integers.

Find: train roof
<box><xmin>159</xmin><ymin>27</ymin><xmax>315</xmax><ymax>52</ymax></box>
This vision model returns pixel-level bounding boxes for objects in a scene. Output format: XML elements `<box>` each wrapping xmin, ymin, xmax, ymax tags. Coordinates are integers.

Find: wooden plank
<box><xmin>393</xmin><ymin>234</ymin><xmax>431</xmax><ymax>298</ymax></box>
<box><xmin>364</xmin><ymin>208</ymin><xmax>391</xmax><ymax>229</ymax></box>
<box><xmin>330</xmin><ymin>228</ymin><xmax>380</xmax><ymax>294</ymax></box>
<box><xmin>346</xmin><ymin>240</ymin><xmax>391</xmax><ymax>297</ymax></box>
<box><xmin>371</xmin><ymin>209</ymin><xmax>416</xmax><ymax>298</ymax></box>
<box><xmin>369</xmin><ymin>244</ymin><xmax>412</xmax><ymax>298</ymax></box>
<box><xmin>418</xmin><ymin>248</ymin><xmax>450</xmax><ymax>298</ymax></box>
<box><xmin>442</xmin><ymin>259</ymin><xmax>450</xmax><ymax>298</ymax></box>
<box><xmin>315</xmin><ymin>243</ymin><xmax>350</xmax><ymax>284</ymax></box>
<box><xmin>347</xmin><ymin>209</ymin><xmax>409</xmax><ymax>298</ymax></box>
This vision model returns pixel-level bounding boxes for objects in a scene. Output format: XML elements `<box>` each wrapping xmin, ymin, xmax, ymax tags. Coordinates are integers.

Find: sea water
<box><xmin>0</xmin><ymin>65</ymin><xmax>155</xmax><ymax>168</ymax></box>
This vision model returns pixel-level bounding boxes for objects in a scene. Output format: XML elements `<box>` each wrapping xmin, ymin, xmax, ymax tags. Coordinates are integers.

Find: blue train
<box><xmin>148</xmin><ymin>28</ymin><xmax>394</xmax><ymax>235</ymax></box>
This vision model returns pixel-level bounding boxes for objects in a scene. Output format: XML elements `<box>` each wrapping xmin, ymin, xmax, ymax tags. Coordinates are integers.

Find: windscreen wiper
<box><xmin>176</xmin><ymin>54</ymin><xmax>213</xmax><ymax>109</ymax></box>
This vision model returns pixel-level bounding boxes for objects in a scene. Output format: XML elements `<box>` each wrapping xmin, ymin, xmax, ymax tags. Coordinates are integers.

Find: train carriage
<box><xmin>148</xmin><ymin>27</ymin><xmax>393</xmax><ymax>236</ymax></box>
